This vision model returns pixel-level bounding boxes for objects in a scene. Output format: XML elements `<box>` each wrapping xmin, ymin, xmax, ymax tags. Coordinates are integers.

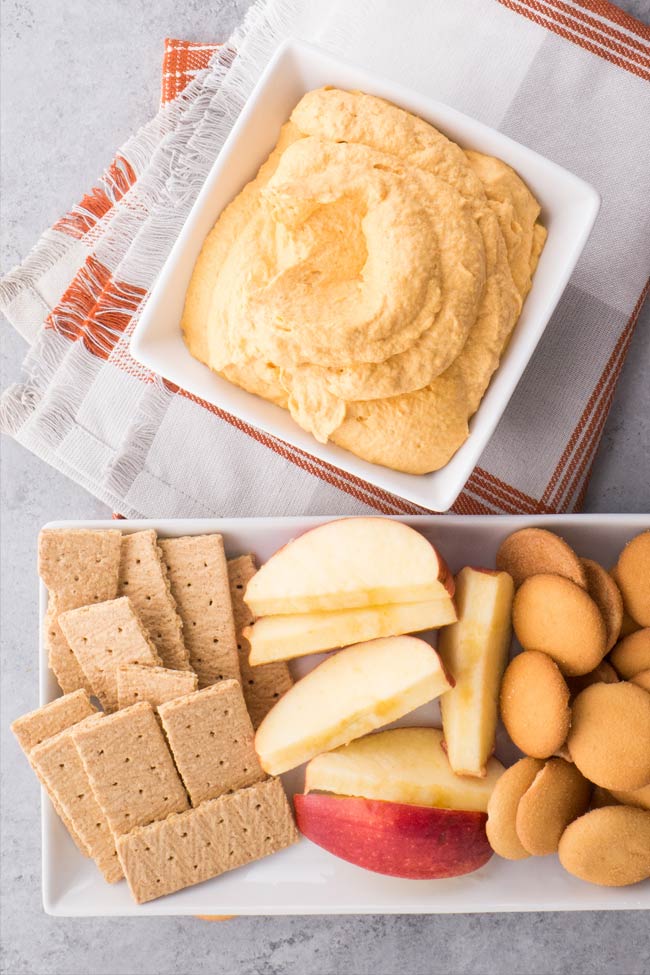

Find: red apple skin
<box><xmin>294</xmin><ymin>793</ymin><xmax>493</xmax><ymax>880</ymax></box>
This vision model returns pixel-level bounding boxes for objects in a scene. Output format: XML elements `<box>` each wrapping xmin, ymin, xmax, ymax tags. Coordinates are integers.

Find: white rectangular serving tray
<box><xmin>40</xmin><ymin>515</ymin><xmax>649</xmax><ymax>916</ymax></box>
<box><xmin>130</xmin><ymin>39</ymin><xmax>600</xmax><ymax>512</ymax></box>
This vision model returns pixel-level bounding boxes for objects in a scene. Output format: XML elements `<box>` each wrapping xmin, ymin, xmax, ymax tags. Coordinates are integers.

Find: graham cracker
<box><xmin>157</xmin><ymin>681</ymin><xmax>264</xmax><ymax>806</ymax></box>
<box><xmin>59</xmin><ymin>597</ymin><xmax>163</xmax><ymax>712</ymax></box>
<box><xmin>72</xmin><ymin>701</ymin><xmax>189</xmax><ymax>836</ymax></box>
<box><xmin>44</xmin><ymin>597</ymin><xmax>91</xmax><ymax>697</ymax></box>
<box><xmin>12</xmin><ymin>689</ymin><xmax>98</xmax><ymax>855</ymax></box>
<box><xmin>117</xmin><ymin>664</ymin><xmax>198</xmax><ymax>710</ymax></box>
<box><xmin>118</xmin><ymin>531</ymin><xmax>191</xmax><ymax>672</ymax></box>
<box><xmin>116</xmin><ymin>777</ymin><xmax>299</xmax><ymax>903</ymax></box>
<box><xmin>11</xmin><ymin>689</ymin><xmax>95</xmax><ymax>755</ymax></box>
<box><xmin>158</xmin><ymin>535</ymin><xmax>240</xmax><ymax>688</ymax></box>
<box><xmin>227</xmin><ymin>555</ymin><xmax>293</xmax><ymax>728</ymax></box>
<box><xmin>39</xmin><ymin>529</ymin><xmax>122</xmax><ymax>695</ymax></box>
<box><xmin>31</xmin><ymin>715</ymin><xmax>123</xmax><ymax>883</ymax></box>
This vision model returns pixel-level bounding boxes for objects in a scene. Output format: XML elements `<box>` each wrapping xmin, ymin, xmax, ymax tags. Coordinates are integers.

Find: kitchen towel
<box><xmin>1</xmin><ymin>0</ymin><xmax>649</xmax><ymax>518</ymax></box>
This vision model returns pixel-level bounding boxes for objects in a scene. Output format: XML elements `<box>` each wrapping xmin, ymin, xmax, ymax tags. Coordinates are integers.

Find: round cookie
<box><xmin>581</xmin><ymin>558</ymin><xmax>623</xmax><ymax>651</ymax></box>
<box><xmin>558</xmin><ymin>806</ymin><xmax>650</xmax><ymax>887</ymax></box>
<box><xmin>609</xmin><ymin>628</ymin><xmax>650</xmax><ymax>679</ymax></box>
<box><xmin>631</xmin><ymin>669</ymin><xmax>650</xmax><ymax>693</ymax></box>
<box><xmin>616</xmin><ymin>530</ymin><xmax>650</xmax><ymax>627</ymax></box>
<box><xmin>500</xmin><ymin>651</ymin><xmax>570</xmax><ymax>758</ymax></box>
<box><xmin>515</xmin><ymin>758</ymin><xmax>591</xmax><ymax>856</ymax></box>
<box><xmin>567</xmin><ymin>660</ymin><xmax>618</xmax><ymax>698</ymax></box>
<box><xmin>567</xmin><ymin>682</ymin><xmax>650</xmax><ymax>791</ymax></box>
<box><xmin>496</xmin><ymin>528</ymin><xmax>587</xmax><ymax>589</ymax></box>
<box><xmin>486</xmin><ymin>757</ymin><xmax>544</xmax><ymax>860</ymax></box>
<box><xmin>513</xmin><ymin>574</ymin><xmax>607</xmax><ymax>676</ymax></box>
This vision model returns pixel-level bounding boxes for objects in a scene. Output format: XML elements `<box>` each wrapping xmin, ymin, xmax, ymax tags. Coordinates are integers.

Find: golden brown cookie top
<box><xmin>513</xmin><ymin>573</ymin><xmax>607</xmax><ymax>676</ymax></box>
<box><xmin>486</xmin><ymin>757</ymin><xmax>544</xmax><ymax>860</ymax></box>
<box><xmin>558</xmin><ymin>806</ymin><xmax>650</xmax><ymax>887</ymax></box>
<box><xmin>500</xmin><ymin>651</ymin><xmax>570</xmax><ymax>758</ymax></box>
<box><xmin>515</xmin><ymin>758</ymin><xmax>591</xmax><ymax>856</ymax></box>
<box><xmin>581</xmin><ymin>558</ymin><xmax>623</xmax><ymax>652</ymax></box>
<box><xmin>567</xmin><ymin>681</ymin><xmax>650</xmax><ymax>791</ymax></box>
<box><xmin>496</xmin><ymin>528</ymin><xmax>587</xmax><ymax>589</ymax></box>
<box><xmin>616</xmin><ymin>530</ymin><xmax>650</xmax><ymax>627</ymax></box>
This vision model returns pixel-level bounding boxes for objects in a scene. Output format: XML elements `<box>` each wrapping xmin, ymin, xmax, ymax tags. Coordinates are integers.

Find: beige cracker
<box><xmin>158</xmin><ymin>535</ymin><xmax>240</xmax><ymax>687</ymax></box>
<box><xmin>11</xmin><ymin>689</ymin><xmax>95</xmax><ymax>755</ymax></box>
<box><xmin>31</xmin><ymin>715</ymin><xmax>123</xmax><ymax>882</ymax></box>
<box><xmin>158</xmin><ymin>680</ymin><xmax>264</xmax><ymax>806</ymax></box>
<box><xmin>118</xmin><ymin>530</ymin><xmax>191</xmax><ymax>672</ymax></box>
<box><xmin>59</xmin><ymin>597</ymin><xmax>163</xmax><ymax>712</ymax></box>
<box><xmin>39</xmin><ymin>529</ymin><xmax>122</xmax><ymax>694</ymax></box>
<box><xmin>227</xmin><ymin>555</ymin><xmax>293</xmax><ymax>728</ymax></box>
<box><xmin>72</xmin><ymin>701</ymin><xmax>189</xmax><ymax>836</ymax></box>
<box><xmin>117</xmin><ymin>777</ymin><xmax>299</xmax><ymax>903</ymax></box>
<box><xmin>11</xmin><ymin>690</ymin><xmax>98</xmax><ymax>854</ymax></box>
<box><xmin>117</xmin><ymin>664</ymin><xmax>198</xmax><ymax>710</ymax></box>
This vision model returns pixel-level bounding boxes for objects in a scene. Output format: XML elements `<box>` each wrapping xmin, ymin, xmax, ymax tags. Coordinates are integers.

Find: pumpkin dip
<box><xmin>182</xmin><ymin>87</ymin><xmax>546</xmax><ymax>474</ymax></box>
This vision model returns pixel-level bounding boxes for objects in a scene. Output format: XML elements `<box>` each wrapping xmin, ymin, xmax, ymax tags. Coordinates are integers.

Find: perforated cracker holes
<box><xmin>158</xmin><ymin>681</ymin><xmax>265</xmax><ymax>806</ymax></box>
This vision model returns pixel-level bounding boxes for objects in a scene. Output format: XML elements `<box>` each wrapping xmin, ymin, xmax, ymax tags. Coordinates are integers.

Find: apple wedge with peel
<box><xmin>245</xmin><ymin>518</ymin><xmax>453</xmax><ymax>616</ymax></box>
<box><xmin>246</xmin><ymin>599</ymin><xmax>457</xmax><ymax>665</ymax></box>
<box><xmin>254</xmin><ymin>636</ymin><xmax>453</xmax><ymax>775</ymax></box>
<box><xmin>304</xmin><ymin>727</ymin><xmax>504</xmax><ymax>812</ymax></box>
<box><xmin>294</xmin><ymin>793</ymin><xmax>493</xmax><ymax>879</ymax></box>
<box><xmin>438</xmin><ymin>567</ymin><xmax>514</xmax><ymax>777</ymax></box>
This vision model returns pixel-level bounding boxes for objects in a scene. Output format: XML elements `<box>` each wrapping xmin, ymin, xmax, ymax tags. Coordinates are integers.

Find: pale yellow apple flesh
<box><xmin>254</xmin><ymin>636</ymin><xmax>453</xmax><ymax>775</ymax></box>
<box><xmin>304</xmin><ymin>727</ymin><xmax>504</xmax><ymax>812</ymax></box>
<box><xmin>438</xmin><ymin>567</ymin><xmax>514</xmax><ymax>777</ymax></box>
<box><xmin>245</xmin><ymin>517</ymin><xmax>453</xmax><ymax>616</ymax></box>
<box><xmin>246</xmin><ymin>598</ymin><xmax>457</xmax><ymax>664</ymax></box>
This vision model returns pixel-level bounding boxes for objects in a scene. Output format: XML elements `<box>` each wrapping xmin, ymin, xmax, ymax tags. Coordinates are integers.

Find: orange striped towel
<box><xmin>1</xmin><ymin>1</ymin><xmax>649</xmax><ymax>517</ymax></box>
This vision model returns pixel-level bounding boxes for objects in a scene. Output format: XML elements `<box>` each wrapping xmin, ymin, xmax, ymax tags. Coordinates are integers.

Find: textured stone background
<box><xmin>1</xmin><ymin>2</ymin><xmax>649</xmax><ymax>973</ymax></box>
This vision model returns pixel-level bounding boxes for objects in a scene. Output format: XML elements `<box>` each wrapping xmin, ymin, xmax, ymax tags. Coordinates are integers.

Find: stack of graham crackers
<box><xmin>11</xmin><ymin>528</ymin><xmax>298</xmax><ymax>904</ymax></box>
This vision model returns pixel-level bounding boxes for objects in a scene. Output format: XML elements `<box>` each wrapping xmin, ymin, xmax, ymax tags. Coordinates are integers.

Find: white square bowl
<box><xmin>130</xmin><ymin>39</ymin><xmax>600</xmax><ymax>512</ymax></box>
<box><xmin>39</xmin><ymin>514</ymin><xmax>650</xmax><ymax>915</ymax></box>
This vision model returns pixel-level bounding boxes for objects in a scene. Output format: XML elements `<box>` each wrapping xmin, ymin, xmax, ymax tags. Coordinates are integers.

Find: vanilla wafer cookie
<box><xmin>581</xmin><ymin>558</ymin><xmax>623</xmax><ymax>652</ymax></box>
<box><xmin>117</xmin><ymin>777</ymin><xmax>298</xmax><ymax>903</ymax></box>
<box><xmin>227</xmin><ymin>555</ymin><xmax>293</xmax><ymax>728</ymax></box>
<box><xmin>496</xmin><ymin>528</ymin><xmax>587</xmax><ymax>589</ymax></box>
<box><xmin>158</xmin><ymin>681</ymin><xmax>264</xmax><ymax>806</ymax></box>
<box><xmin>72</xmin><ymin>701</ymin><xmax>189</xmax><ymax>836</ymax></box>
<box><xmin>158</xmin><ymin>535</ymin><xmax>240</xmax><ymax>687</ymax></box>
<box><xmin>39</xmin><ymin>528</ymin><xmax>122</xmax><ymax>693</ymax></box>
<box><xmin>116</xmin><ymin>664</ymin><xmax>197</xmax><ymax>710</ymax></box>
<box><xmin>118</xmin><ymin>531</ymin><xmax>190</xmax><ymax>672</ymax></box>
<box><xmin>31</xmin><ymin>715</ymin><xmax>122</xmax><ymax>882</ymax></box>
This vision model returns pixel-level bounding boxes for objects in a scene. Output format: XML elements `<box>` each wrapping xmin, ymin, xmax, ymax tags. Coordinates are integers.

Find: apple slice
<box><xmin>304</xmin><ymin>727</ymin><xmax>504</xmax><ymax>812</ymax></box>
<box><xmin>438</xmin><ymin>567</ymin><xmax>514</xmax><ymax>777</ymax></box>
<box><xmin>254</xmin><ymin>636</ymin><xmax>453</xmax><ymax>775</ymax></box>
<box><xmin>294</xmin><ymin>793</ymin><xmax>493</xmax><ymax>879</ymax></box>
<box><xmin>245</xmin><ymin>518</ymin><xmax>453</xmax><ymax>616</ymax></box>
<box><xmin>246</xmin><ymin>599</ymin><xmax>457</xmax><ymax>665</ymax></box>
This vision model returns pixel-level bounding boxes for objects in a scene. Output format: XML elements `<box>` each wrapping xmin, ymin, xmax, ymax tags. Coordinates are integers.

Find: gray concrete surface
<box><xmin>1</xmin><ymin>2</ymin><xmax>649</xmax><ymax>973</ymax></box>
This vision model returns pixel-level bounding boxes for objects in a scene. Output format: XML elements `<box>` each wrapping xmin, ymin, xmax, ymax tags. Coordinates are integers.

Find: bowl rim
<box><xmin>129</xmin><ymin>37</ymin><xmax>601</xmax><ymax>511</ymax></box>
